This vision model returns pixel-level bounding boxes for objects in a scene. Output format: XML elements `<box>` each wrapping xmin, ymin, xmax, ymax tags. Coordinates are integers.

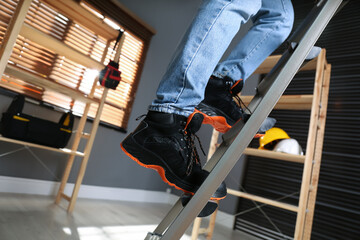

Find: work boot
<box><xmin>196</xmin><ymin>76</ymin><xmax>276</xmax><ymax>135</ymax></box>
<box><xmin>121</xmin><ymin>111</ymin><xmax>226</xmax><ymax>200</ymax></box>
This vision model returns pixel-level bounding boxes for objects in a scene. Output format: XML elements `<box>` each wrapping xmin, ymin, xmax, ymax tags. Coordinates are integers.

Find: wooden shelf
<box><xmin>4</xmin><ymin>65</ymin><xmax>98</xmax><ymax>104</ymax></box>
<box><xmin>0</xmin><ymin>135</ymin><xmax>84</xmax><ymax>157</ymax></box>
<box><xmin>227</xmin><ymin>188</ymin><xmax>299</xmax><ymax>212</ymax></box>
<box><xmin>255</xmin><ymin>55</ymin><xmax>318</xmax><ymax>74</ymax></box>
<box><xmin>192</xmin><ymin>49</ymin><xmax>331</xmax><ymax>240</ymax></box>
<box><xmin>240</xmin><ymin>94</ymin><xmax>313</xmax><ymax>110</ymax></box>
<box><xmin>20</xmin><ymin>24</ymin><xmax>105</xmax><ymax>70</ymax></box>
<box><xmin>244</xmin><ymin>148</ymin><xmax>305</xmax><ymax>164</ymax></box>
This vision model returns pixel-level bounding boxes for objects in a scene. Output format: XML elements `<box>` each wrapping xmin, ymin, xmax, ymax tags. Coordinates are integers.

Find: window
<box><xmin>0</xmin><ymin>0</ymin><xmax>154</xmax><ymax>131</ymax></box>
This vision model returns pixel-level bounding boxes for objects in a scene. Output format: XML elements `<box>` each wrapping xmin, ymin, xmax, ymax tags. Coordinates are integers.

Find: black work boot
<box><xmin>121</xmin><ymin>111</ymin><xmax>226</xmax><ymax>200</ymax></box>
<box><xmin>196</xmin><ymin>76</ymin><xmax>276</xmax><ymax>135</ymax></box>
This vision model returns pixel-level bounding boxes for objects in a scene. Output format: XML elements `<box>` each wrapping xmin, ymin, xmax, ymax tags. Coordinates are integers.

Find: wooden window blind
<box><xmin>0</xmin><ymin>0</ymin><xmax>153</xmax><ymax>131</ymax></box>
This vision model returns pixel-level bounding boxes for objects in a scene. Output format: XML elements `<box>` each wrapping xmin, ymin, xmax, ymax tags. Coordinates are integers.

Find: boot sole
<box><xmin>195</xmin><ymin>104</ymin><xmax>264</xmax><ymax>138</ymax></box>
<box><xmin>195</xmin><ymin>103</ymin><xmax>234</xmax><ymax>133</ymax></box>
<box><xmin>121</xmin><ymin>135</ymin><xmax>226</xmax><ymax>200</ymax></box>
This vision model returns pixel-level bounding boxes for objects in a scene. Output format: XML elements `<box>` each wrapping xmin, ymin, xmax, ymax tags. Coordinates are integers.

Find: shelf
<box><xmin>0</xmin><ymin>135</ymin><xmax>85</xmax><ymax>157</ymax></box>
<box><xmin>192</xmin><ymin>48</ymin><xmax>331</xmax><ymax>240</ymax></box>
<box><xmin>255</xmin><ymin>55</ymin><xmax>318</xmax><ymax>74</ymax></box>
<box><xmin>227</xmin><ymin>188</ymin><xmax>299</xmax><ymax>212</ymax></box>
<box><xmin>240</xmin><ymin>94</ymin><xmax>313</xmax><ymax>110</ymax></box>
<box><xmin>4</xmin><ymin>65</ymin><xmax>99</xmax><ymax>104</ymax></box>
<box><xmin>20</xmin><ymin>24</ymin><xmax>105</xmax><ymax>70</ymax></box>
<box><xmin>244</xmin><ymin>148</ymin><xmax>305</xmax><ymax>164</ymax></box>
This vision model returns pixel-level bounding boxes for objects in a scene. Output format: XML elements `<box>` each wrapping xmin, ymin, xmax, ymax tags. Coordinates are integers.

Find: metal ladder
<box><xmin>145</xmin><ymin>1</ymin><xmax>345</xmax><ymax>239</ymax></box>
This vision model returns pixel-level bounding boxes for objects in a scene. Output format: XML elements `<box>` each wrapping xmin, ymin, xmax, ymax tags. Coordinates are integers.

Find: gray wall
<box><xmin>0</xmin><ymin>0</ymin><xmax>257</xmax><ymax>214</ymax></box>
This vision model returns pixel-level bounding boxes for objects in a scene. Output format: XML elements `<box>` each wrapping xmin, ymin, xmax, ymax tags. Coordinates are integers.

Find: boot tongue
<box><xmin>185</xmin><ymin>113</ymin><xmax>204</xmax><ymax>133</ymax></box>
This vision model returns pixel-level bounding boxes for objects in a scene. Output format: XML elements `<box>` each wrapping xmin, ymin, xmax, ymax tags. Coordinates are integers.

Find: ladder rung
<box><xmin>81</xmin><ymin>132</ymin><xmax>91</xmax><ymax>139</ymax></box>
<box><xmin>240</xmin><ymin>95</ymin><xmax>313</xmax><ymax>110</ymax></box>
<box><xmin>198</xmin><ymin>228</ymin><xmax>208</xmax><ymax>234</ymax></box>
<box><xmin>227</xmin><ymin>189</ymin><xmax>299</xmax><ymax>212</ymax></box>
<box><xmin>244</xmin><ymin>148</ymin><xmax>305</xmax><ymax>164</ymax></box>
<box><xmin>61</xmin><ymin>193</ymin><xmax>71</xmax><ymax>202</ymax></box>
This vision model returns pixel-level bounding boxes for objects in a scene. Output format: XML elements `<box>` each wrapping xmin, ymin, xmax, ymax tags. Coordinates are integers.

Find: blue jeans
<box><xmin>149</xmin><ymin>0</ymin><xmax>294</xmax><ymax>117</ymax></box>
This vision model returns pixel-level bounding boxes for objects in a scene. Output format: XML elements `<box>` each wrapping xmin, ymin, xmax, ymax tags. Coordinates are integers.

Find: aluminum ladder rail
<box><xmin>145</xmin><ymin>1</ymin><xmax>345</xmax><ymax>239</ymax></box>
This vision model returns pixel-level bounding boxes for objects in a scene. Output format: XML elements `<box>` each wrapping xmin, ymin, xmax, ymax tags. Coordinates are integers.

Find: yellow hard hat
<box><xmin>258</xmin><ymin>127</ymin><xmax>290</xmax><ymax>150</ymax></box>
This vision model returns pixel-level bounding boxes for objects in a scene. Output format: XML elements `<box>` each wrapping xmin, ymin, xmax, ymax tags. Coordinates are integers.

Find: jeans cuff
<box><xmin>148</xmin><ymin>105</ymin><xmax>192</xmax><ymax>117</ymax></box>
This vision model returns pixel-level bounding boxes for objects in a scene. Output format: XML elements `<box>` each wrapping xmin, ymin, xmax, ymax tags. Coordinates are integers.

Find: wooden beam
<box><xmin>227</xmin><ymin>189</ymin><xmax>299</xmax><ymax>213</ymax></box>
<box><xmin>0</xmin><ymin>135</ymin><xmax>84</xmax><ymax>157</ymax></box>
<box><xmin>4</xmin><ymin>65</ymin><xmax>98</xmax><ymax>104</ymax></box>
<box><xmin>190</xmin><ymin>218</ymin><xmax>202</xmax><ymax>240</ymax></box>
<box><xmin>294</xmin><ymin>49</ymin><xmax>327</xmax><ymax>240</ymax></box>
<box><xmin>40</xmin><ymin>0</ymin><xmax>118</xmax><ymax>40</ymax></box>
<box><xmin>0</xmin><ymin>0</ymin><xmax>32</xmax><ymax>78</ymax></box>
<box><xmin>19</xmin><ymin>24</ymin><xmax>104</xmax><ymax>70</ymax></box>
<box><xmin>302</xmin><ymin>63</ymin><xmax>331</xmax><ymax>240</ymax></box>
<box><xmin>240</xmin><ymin>95</ymin><xmax>313</xmax><ymax>110</ymax></box>
<box><xmin>244</xmin><ymin>148</ymin><xmax>305</xmax><ymax>164</ymax></box>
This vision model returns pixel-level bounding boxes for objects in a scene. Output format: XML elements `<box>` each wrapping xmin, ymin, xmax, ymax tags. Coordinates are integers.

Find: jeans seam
<box><xmin>173</xmin><ymin>0</ymin><xmax>234</xmax><ymax>104</ymax></box>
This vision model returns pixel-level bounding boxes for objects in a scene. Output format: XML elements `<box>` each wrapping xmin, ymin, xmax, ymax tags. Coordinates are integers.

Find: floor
<box><xmin>0</xmin><ymin>193</ymin><xmax>259</xmax><ymax>240</ymax></box>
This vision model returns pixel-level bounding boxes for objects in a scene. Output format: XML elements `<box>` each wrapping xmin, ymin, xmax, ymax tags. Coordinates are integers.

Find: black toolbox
<box><xmin>0</xmin><ymin>95</ymin><xmax>74</xmax><ymax>148</ymax></box>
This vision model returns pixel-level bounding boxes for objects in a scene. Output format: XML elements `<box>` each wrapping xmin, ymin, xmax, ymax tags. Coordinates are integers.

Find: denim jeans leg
<box><xmin>213</xmin><ymin>0</ymin><xmax>294</xmax><ymax>83</ymax></box>
<box><xmin>149</xmin><ymin>0</ymin><xmax>262</xmax><ymax>117</ymax></box>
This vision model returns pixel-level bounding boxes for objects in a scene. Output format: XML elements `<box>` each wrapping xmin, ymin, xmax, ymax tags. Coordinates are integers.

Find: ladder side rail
<box><xmin>302</xmin><ymin>63</ymin><xmax>331</xmax><ymax>239</ymax></box>
<box><xmin>67</xmin><ymin>88</ymin><xmax>109</xmax><ymax>212</ymax></box>
<box><xmin>150</xmin><ymin>1</ymin><xmax>343</xmax><ymax>239</ymax></box>
<box><xmin>294</xmin><ymin>49</ymin><xmax>327</xmax><ymax>239</ymax></box>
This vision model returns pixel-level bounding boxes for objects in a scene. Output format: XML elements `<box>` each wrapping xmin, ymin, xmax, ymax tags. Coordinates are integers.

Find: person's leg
<box><xmin>213</xmin><ymin>0</ymin><xmax>295</xmax><ymax>82</ymax></box>
<box><xmin>149</xmin><ymin>0</ymin><xmax>262</xmax><ymax>117</ymax></box>
<box><xmin>197</xmin><ymin>0</ymin><xmax>294</xmax><ymax>133</ymax></box>
<box><xmin>122</xmin><ymin>0</ymin><xmax>262</xmax><ymax>198</ymax></box>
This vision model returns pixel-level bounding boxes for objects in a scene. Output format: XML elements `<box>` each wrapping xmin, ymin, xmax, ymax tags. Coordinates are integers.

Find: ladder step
<box><xmin>81</xmin><ymin>132</ymin><xmax>91</xmax><ymax>139</ymax></box>
<box><xmin>61</xmin><ymin>193</ymin><xmax>71</xmax><ymax>202</ymax></box>
<box><xmin>240</xmin><ymin>95</ymin><xmax>313</xmax><ymax>110</ymax></box>
<box><xmin>198</xmin><ymin>228</ymin><xmax>209</xmax><ymax>234</ymax></box>
<box><xmin>227</xmin><ymin>189</ymin><xmax>299</xmax><ymax>212</ymax></box>
<box><xmin>244</xmin><ymin>148</ymin><xmax>305</xmax><ymax>163</ymax></box>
